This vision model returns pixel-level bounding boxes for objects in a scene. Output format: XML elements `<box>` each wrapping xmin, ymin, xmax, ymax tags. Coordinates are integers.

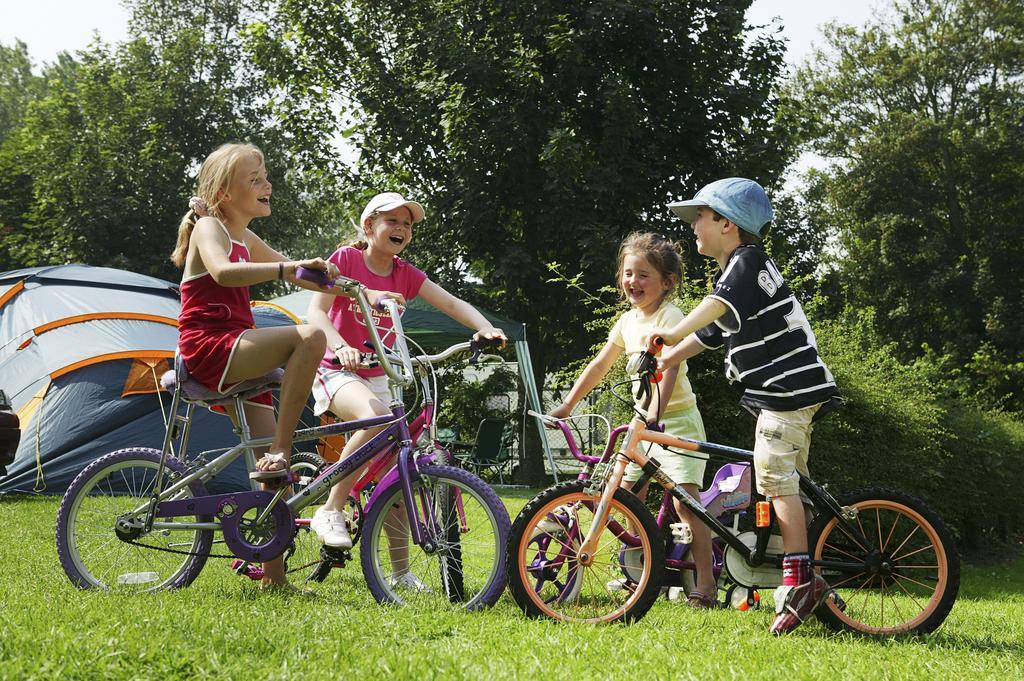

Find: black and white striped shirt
<box><xmin>695</xmin><ymin>245</ymin><xmax>840</xmax><ymax>413</ymax></box>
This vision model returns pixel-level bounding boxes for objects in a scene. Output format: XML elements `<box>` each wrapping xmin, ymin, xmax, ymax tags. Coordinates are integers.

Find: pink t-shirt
<box><xmin>321</xmin><ymin>246</ymin><xmax>428</xmax><ymax>377</ymax></box>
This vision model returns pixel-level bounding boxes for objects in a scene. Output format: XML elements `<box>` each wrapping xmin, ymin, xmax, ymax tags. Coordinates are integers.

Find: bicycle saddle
<box><xmin>160</xmin><ymin>355</ymin><xmax>283</xmax><ymax>406</ymax></box>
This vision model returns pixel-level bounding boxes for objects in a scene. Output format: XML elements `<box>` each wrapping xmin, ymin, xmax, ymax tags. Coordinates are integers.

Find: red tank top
<box><xmin>178</xmin><ymin>222</ymin><xmax>255</xmax><ymax>334</ymax></box>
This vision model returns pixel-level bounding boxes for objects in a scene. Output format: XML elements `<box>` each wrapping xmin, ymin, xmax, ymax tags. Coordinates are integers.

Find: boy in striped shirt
<box><xmin>651</xmin><ymin>177</ymin><xmax>841</xmax><ymax>634</ymax></box>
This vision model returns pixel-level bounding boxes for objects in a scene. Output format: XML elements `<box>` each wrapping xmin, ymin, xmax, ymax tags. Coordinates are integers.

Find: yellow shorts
<box><xmin>623</xmin><ymin>405</ymin><xmax>708</xmax><ymax>486</ymax></box>
<box><xmin>753</xmin><ymin>404</ymin><xmax>821</xmax><ymax>497</ymax></box>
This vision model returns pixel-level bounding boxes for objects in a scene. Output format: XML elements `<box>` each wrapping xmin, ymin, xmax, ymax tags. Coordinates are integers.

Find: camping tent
<box><xmin>0</xmin><ymin>264</ymin><xmax>556</xmax><ymax>494</ymax></box>
<box><xmin>0</xmin><ymin>265</ymin><xmax>291</xmax><ymax>494</ymax></box>
<box><xmin>270</xmin><ymin>289</ymin><xmax>557</xmax><ymax>478</ymax></box>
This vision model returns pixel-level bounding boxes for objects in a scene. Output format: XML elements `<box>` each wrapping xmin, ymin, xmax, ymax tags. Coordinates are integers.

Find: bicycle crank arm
<box><xmin>156</xmin><ymin>491</ymin><xmax>296</xmax><ymax>563</ymax></box>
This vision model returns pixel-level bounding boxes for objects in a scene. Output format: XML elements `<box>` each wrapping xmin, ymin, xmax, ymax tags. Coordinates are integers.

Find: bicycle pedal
<box><xmin>827</xmin><ymin>589</ymin><xmax>847</xmax><ymax>612</ymax></box>
<box><xmin>321</xmin><ymin>545</ymin><xmax>351</xmax><ymax>565</ymax></box>
<box><xmin>230</xmin><ymin>559</ymin><xmax>264</xmax><ymax>581</ymax></box>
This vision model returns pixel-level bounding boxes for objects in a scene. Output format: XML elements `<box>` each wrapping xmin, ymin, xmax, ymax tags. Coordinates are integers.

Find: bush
<box><xmin>435</xmin><ymin>364</ymin><xmax>518</xmax><ymax>443</ymax></box>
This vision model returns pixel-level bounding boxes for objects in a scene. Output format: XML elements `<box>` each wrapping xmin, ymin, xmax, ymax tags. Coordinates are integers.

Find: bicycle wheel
<box><xmin>506</xmin><ymin>480</ymin><xmax>664</xmax><ymax>623</ymax></box>
<box><xmin>808</xmin><ymin>487</ymin><xmax>960</xmax><ymax>634</ymax></box>
<box><xmin>290</xmin><ymin>451</ymin><xmax>327</xmax><ymax>495</ymax></box>
<box><xmin>360</xmin><ymin>464</ymin><xmax>510</xmax><ymax>610</ymax></box>
<box><xmin>55</xmin><ymin>447</ymin><xmax>213</xmax><ymax>591</ymax></box>
<box><xmin>284</xmin><ymin>453</ymin><xmax>348</xmax><ymax>584</ymax></box>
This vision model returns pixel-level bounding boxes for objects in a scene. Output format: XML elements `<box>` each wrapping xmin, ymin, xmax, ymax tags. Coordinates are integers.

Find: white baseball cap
<box><xmin>359</xmin><ymin>192</ymin><xmax>425</xmax><ymax>225</ymax></box>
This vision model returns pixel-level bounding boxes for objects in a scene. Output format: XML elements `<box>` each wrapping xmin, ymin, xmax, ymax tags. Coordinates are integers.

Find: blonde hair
<box><xmin>615</xmin><ymin>232</ymin><xmax>684</xmax><ymax>304</ymax></box>
<box><xmin>170</xmin><ymin>143</ymin><xmax>264</xmax><ymax>267</ymax></box>
<box><xmin>342</xmin><ymin>210</ymin><xmax>380</xmax><ymax>251</ymax></box>
<box><xmin>345</xmin><ymin>214</ymin><xmax>373</xmax><ymax>251</ymax></box>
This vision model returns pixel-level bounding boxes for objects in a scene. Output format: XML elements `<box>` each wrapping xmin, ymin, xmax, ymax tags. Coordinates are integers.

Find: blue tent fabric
<box><xmin>3</xmin><ymin>361</ymin><xmax>250</xmax><ymax>493</ymax></box>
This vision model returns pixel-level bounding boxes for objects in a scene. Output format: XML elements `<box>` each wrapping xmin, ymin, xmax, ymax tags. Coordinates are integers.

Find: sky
<box><xmin>2</xmin><ymin>0</ymin><xmax>881</xmax><ymax>69</ymax></box>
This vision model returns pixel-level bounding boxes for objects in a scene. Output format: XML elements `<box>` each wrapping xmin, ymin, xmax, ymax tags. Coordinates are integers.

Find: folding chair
<box><xmin>452</xmin><ymin>417</ymin><xmax>512</xmax><ymax>484</ymax></box>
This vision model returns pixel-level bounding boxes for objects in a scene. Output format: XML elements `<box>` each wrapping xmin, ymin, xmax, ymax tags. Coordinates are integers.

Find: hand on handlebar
<box><xmin>365</xmin><ymin>288</ymin><xmax>406</xmax><ymax>311</ymax></box>
<box><xmin>292</xmin><ymin>258</ymin><xmax>339</xmax><ymax>289</ymax></box>
<box><xmin>544</xmin><ymin>403</ymin><xmax>572</xmax><ymax>428</ymax></box>
<box><xmin>472</xmin><ymin>327</ymin><xmax>507</xmax><ymax>348</ymax></box>
<box><xmin>331</xmin><ymin>344</ymin><xmax>364</xmax><ymax>372</ymax></box>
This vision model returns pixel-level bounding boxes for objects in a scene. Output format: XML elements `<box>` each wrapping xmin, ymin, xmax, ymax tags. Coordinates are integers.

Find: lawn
<box><xmin>0</xmin><ymin>492</ymin><xmax>1021</xmax><ymax>680</ymax></box>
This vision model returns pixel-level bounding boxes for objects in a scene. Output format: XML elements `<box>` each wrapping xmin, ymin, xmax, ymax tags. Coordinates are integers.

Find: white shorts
<box><xmin>312</xmin><ymin>367</ymin><xmax>391</xmax><ymax>416</ymax></box>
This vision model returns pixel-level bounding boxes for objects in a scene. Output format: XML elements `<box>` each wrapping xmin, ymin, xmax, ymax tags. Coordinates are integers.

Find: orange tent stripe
<box><xmin>34</xmin><ymin>312</ymin><xmax>179</xmax><ymax>335</ymax></box>
<box><xmin>0</xmin><ymin>280</ymin><xmax>25</xmax><ymax>310</ymax></box>
<box><xmin>50</xmin><ymin>351</ymin><xmax>175</xmax><ymax>381</ymax></box>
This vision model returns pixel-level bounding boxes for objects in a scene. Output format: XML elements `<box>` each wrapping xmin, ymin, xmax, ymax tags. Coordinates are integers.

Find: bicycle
<box><xmin>55</xmin><ymin>269</ymin><xmax>511</xmax><ymax>610</ymax></box>
<box><xmin>505</xmin><ymin>340</ymin><xmax>960</xmax><ymax>632</ymax></box>
<box><xmin>530</xmin><ymin>410</ymin><xmax>760</xmax><ymax>606</ymax></box>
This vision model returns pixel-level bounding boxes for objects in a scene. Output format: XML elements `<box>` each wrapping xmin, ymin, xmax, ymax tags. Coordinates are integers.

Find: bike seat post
<box><xmin>230</xmin><ymin>395</ymin><xmax>260</xmax><ymax>491</ymax></box>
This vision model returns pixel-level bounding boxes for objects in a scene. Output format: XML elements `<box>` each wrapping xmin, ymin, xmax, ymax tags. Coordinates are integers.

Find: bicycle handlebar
<box><xmin>295</xmin><ymin>265</ymin><xmax>413</xmax><ymax>386</ymax></box>
<box><xmin>527</xmin><ymin>410</ymin><xmax>603</xmax><ymax>465</ymax></box>
<box><xmin>299</xmin><ymin>266</ymin><xmax>504</xmax><ymax>384</ymax></box>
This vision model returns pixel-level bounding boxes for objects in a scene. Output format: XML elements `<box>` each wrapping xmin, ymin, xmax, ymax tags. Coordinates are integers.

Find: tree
<box><xmin>0</xmin><ymin>0</ymin><xmax>349</xmax><ymax>286</ymax></box>
<box><xmin>790</xmin><ymin>0</ymin><xmax>1024</xmax><ymax>410</ymax></box>
<box><xmin>259</xmin><ymin>0</ymin><xmax>796</xmax><ymax>482</ymax></box>
<box><xmin>0</xmin><ymin>41</ymin><xmax>45</xmax><ymax>271</ymax></box>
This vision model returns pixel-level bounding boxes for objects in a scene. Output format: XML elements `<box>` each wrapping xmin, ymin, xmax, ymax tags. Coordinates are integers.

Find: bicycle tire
<box><xmin>290</xmin><ymin>451</ymin><xmax>327</xmax><ymax>495</ymax></box>
<box><xmin>55</xmin><ymin>447</ymin><xmax>213</xmax><ymax>591</ymax></box>
<box><xmin>360</xmin><ymin>464</ymin><xmax>510</xmax><ymax>610</ymax></box>
<box><xmin>505</xmin><ymin>480</ymin><xmax>664</xmax><ymax>624</ymax></box>
<box><xmin>808</xmin><ymin>486</ymin><xmax>960</xmax><ymax>635</ymax></box>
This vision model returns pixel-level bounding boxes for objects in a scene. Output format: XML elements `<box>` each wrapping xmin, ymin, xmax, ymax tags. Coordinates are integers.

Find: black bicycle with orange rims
<box><xmin>505</xmin><ymin>339</ymin><xmax>959</xmax><ymax>632</ymax></box>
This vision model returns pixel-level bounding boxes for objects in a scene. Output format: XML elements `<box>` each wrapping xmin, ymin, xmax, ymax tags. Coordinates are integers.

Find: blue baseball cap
<box><xmin>668</xmin><ymin>177</ymin><xmax>774</xmax><ymax>236</ymax></box>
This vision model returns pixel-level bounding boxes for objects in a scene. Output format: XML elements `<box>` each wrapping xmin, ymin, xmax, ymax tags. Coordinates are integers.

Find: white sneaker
<box><xmin>532</xmin><ymin>504</ymin><xmax>573</xmax><ymax>538</ymax></box>
<box><xmin>606</xmin><ymin>577</ymin><xmax>629</xmax><ymax>591</ymax></box>
<box><xmin>310</xmin><ymin>508</ymin><xmax>352</xmax><ymax>549</ymax></box>
<box><xmin>388</xmin><ymin>572</ymin><xmax>432</xmax><ymax>592</ymax></box>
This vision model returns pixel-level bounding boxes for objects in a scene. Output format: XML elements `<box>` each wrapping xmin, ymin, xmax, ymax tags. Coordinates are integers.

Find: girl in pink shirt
<box><xmin>306</xmin><ymin>192</ymin><xmax>507</xmax><ymax>563</ymax></box>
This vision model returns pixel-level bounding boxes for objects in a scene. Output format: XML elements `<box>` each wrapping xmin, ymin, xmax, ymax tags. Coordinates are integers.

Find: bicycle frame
<box><xmin>546</xmin><ymin>411</ymin><xmax>869</xmax><ymax>579</ymax></box>
<box><xmin>139</xmin><ymin>279</ymin><xmax>465</xmax><ymax>551</ymax></box>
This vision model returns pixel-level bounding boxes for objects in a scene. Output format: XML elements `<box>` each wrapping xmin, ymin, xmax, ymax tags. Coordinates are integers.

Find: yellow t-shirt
<box><xmin>608</xmin><ymin>300</ymin><xmax>697</xmax><ymax>413</ymax></box>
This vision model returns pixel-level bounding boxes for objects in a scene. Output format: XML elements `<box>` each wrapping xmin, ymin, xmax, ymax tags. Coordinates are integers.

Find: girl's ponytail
<box><xmin>170</xmin><ymin>211</ymin><xmax>198</xmax><ymax>267</ymax></box>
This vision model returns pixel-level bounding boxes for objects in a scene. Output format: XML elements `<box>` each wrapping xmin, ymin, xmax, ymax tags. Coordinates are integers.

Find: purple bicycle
<box><xmin>55</xmin><ymin>272</ymin><xmax>510</xmax><ymax>609</ymax></box>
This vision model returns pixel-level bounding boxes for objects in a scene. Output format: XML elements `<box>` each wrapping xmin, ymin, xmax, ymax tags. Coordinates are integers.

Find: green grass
<box><xmin>1</xmin><ymin>492</ymin><xmax>1022</xmax><ymax>681</ymax></box>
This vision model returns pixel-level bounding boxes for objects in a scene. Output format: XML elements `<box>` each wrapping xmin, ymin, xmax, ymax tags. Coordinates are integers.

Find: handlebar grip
<box><xmin>294</xmin><ymin>265</ymin><xmax>334</xmax><ymax>287</ymax></box>
<box><xmin>468</xmin><ymin>337</ymin><xmax>503</xmax><ymax>364</ymax></box>
<box><xmin>646</xmin><ymin>336</ymin><xmax>665</xmax><ymax>355</ymax></box>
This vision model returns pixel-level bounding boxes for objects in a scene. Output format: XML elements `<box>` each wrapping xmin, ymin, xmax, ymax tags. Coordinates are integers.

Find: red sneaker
<box><xmin>770</xmin><ymin>574</ymin><xmax>830</xmax><ymax>635</ymax></box>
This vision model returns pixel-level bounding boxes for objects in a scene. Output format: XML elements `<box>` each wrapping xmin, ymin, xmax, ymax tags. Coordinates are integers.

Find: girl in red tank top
<box><xmin>170</xmin><ymin>143</ymin><xmax>338</xmax><ymax>590</ymax></box>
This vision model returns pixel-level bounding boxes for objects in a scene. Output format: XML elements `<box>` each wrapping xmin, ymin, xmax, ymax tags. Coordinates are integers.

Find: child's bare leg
<box><xmin>772</xmin><ymin>494</ymin><xmax>808</xmax><ymax>553</ymax></box>
<box><xmin>223</xmin><ymin>325</ymin><xmax>326</xmax><ymax>459</ymax></box>
<box><xmin>384</xmin><ymin>504</ymin><xmax>411</xmax><ymax>574</ymax></box>
<box><xmin>674</xmin><ymin>484</ymin><xmax>717</xmax><ymax>596</ymax></box>
<box><xmin>321</xmin><ymin>382</ymin><xmax>390</xmax><ymax>512</ymax></box>
<box><xmin>619</xmin><ymin>479</ymin><xmax>649</xmax><ymax>534</ymax></box>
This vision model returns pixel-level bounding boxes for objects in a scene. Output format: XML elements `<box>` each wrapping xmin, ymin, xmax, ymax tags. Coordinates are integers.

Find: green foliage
<box><xmin>789</xmin><ymin>0</ymin><xmax>1024</xmax><ymax>411</ymax></box>
<box><xmin>258</xmin><ymin>0</ymin><xmax>798</xmax><ymax>481</ymax></box>
<box><xmin>805</xmin><ymin>309</ymin><xmax>1024</xmax><ymax>549</ymax></box>
<box><xmin>0</xmin><ymin>1</ymin><xmax>351</xmax><ymax>290</ymax></box>
<box><xmin>436</xmin><ymin>363</ymin><xmax>518</xmax><ymax>443</ymax></box>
